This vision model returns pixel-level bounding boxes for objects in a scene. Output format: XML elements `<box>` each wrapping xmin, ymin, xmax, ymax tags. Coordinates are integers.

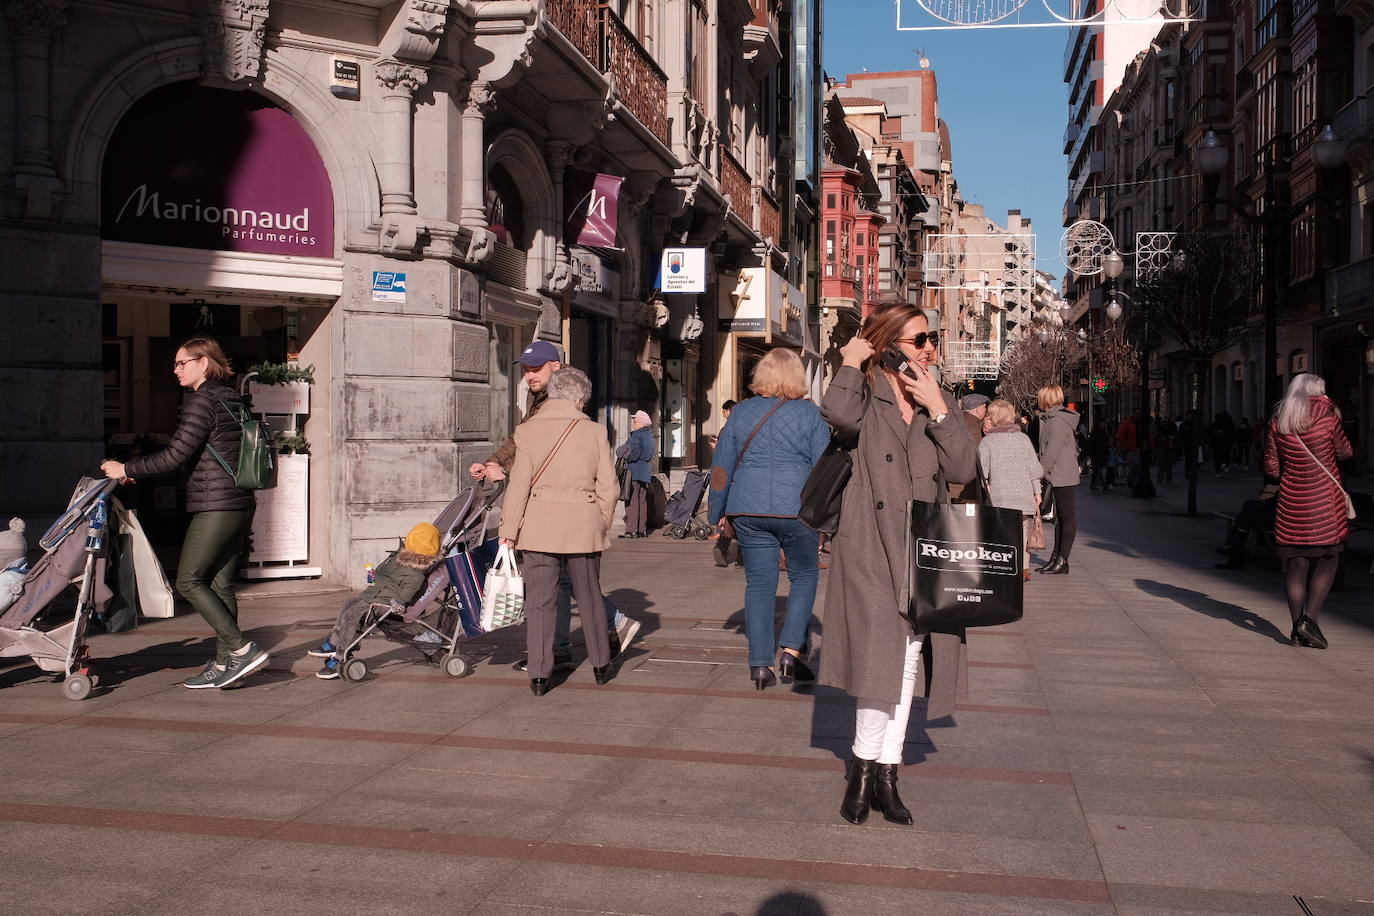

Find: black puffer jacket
<box><xmin>125</xmin><ymin>380</ymin><xmax>254</xmax><ymax>513</ymax></box>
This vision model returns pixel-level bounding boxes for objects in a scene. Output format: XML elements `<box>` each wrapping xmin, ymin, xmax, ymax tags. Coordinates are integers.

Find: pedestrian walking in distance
<box><xmin>1035</xmin><ymin>385</ymin><xmax>1081</xmax><ymax>575</ymax></box>
<box><xmin>819</xmin><ymin>304</ymin><xmax>975</xmax><ymax>827</ymax></box>
<box><xmin>1263</xmin><ymin>374</ymin><xmax>1355</xmax><ymax>650</ymax></box>
<box><xmin>499</xmin><ymin>368</ymin><xmax>618</xmax><ymax>695</ymax></box>
<box><xmin>708</xmin><ymin>348</ymin><xmax>830</xmax><ymax>690</ymax></box>
<box><xmin>977</xmin><ymin>399</ymin><xmax>1044</xmax><ymax>581</ymax></box>
<box><xmin>618</xmin><ymin>410</ymin><xmax>654</xmax><ymax>538</ymax></box>
<box><xmin>99</xmin><ymin>336</ymin><xmax>270</xmax><ymax>689</ymax></box>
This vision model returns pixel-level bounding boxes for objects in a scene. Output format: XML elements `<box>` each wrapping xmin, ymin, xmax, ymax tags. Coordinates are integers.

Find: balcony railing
<box><xmin>756</xmin><ymin>190</ymin><xmax>780</xmax><ymax>244</ymax></box>
<box><xmin>603</xmin><ymin>8</ymin><xmax>669</xmax><ymax>145</ymax></box>
<box><xmin>546</xmin><ymin>0</ymin><xmax>669</xmax><ymax>147</ymax></box>
<box><xmin>721</xmin><ymin>149</ymin><xmax>752</xmax><ymax>216</ymax></box>
<box><xmin>1327</xmin><ymin>256</ymin><xmax>1374</xmax><ymax>313</ymax></box>
<box><xmin>1332</xmin><ymin>93</ymin><xmax>1374</xmax><ymax>145</ymax></box>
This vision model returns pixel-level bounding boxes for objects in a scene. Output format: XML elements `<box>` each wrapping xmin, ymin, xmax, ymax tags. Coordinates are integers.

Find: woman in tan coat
<box><xmin>820</xmin><ymin>304</ymin><xmax>975</xmax><ymax>827</ymax></box>
<box><xmin>499</xmin><ymin>368</ymin><xmax>619</xmax><ymax>695</ymax></box>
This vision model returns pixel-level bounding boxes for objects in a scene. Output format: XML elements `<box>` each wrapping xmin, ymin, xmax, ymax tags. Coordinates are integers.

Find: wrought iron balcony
<box><xmin>1327</xmin><ymin>256</ymin><xmax>1374</xmax><ymax>313</ymax></box>
<box><xmin>721</xmin><ymin>149</ymin><xmax>752</xmax><ymax>217</ymax></box>
<box><xmin>1332</xmin><ymin>93</ymin><xmax>1374</xmax><ymax>146</ymax></box>
<box><xmin>546</xmin><ymin>0</ymin><xmax>669</xmax><ymax>147</ymax></box>
<box><xmin>756</xmin><ymin>190</ymin><xmax>780</xmax><ymax>245</ymax></box>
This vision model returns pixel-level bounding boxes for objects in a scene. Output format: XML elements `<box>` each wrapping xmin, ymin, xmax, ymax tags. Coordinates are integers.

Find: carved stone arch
<box><xmin>486</xmin><ymin>128</ymin><xmax>556</xmax><ymax>291</ymax></box>
<box><xmin>62</xmin><ymin>38</ymin><xmax>380</xmax><ymax>251</ymax></box>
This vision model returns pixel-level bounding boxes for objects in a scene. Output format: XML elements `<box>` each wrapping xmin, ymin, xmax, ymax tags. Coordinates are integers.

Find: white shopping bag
<box><xmin>480</xmin><ymin>544</ymin><xmax>526</xmax><ymax>631</ymax></box>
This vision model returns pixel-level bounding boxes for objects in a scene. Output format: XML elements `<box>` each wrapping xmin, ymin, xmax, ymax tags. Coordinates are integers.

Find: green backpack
<box><xmin>205</xmin><ymin>395</ymin><xmax>276</xmax><ymax>490</ymax></box>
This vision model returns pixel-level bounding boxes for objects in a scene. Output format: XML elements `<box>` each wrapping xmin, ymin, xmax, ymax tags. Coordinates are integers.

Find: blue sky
<box><xmin>822</xmin><ymin>1</ymin><xmax>1069</xmax><ymax>280</ymax></box>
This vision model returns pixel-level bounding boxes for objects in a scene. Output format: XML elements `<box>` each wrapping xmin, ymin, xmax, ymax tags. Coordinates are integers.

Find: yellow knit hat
<box><xmin>404</xmin><ymin>523</ymin><xmax>441</xmax><ymax>556</ymax></box>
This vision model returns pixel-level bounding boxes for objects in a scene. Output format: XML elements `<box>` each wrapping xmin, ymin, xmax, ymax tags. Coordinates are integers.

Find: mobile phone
<box><xmin>880</xmin><ymin>346</ymin><xmax>923</xmax><ymax>380</ymax></box>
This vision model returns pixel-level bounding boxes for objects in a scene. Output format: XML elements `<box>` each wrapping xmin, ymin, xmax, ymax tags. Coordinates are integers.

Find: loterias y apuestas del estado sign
<box><xmin>101</xmin><ymin>82</ymin><xmax>333</xmax><ymax>259</ymax></box>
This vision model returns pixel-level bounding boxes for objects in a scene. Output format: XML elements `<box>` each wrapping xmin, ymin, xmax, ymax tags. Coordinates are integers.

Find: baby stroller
<box><xmin>1</xmin><ymin>478</ymin><xmax>119</xmax><ymax>700</ymax></box>
<box><xmin>662</xmin><ymin>469</ymin><xmax>713</xmax><ymax>540</ymax></box>
<box><xmin>332</xmin><ymin>482</ymin><xmax>503</xmax><ymax>683</ymax></box>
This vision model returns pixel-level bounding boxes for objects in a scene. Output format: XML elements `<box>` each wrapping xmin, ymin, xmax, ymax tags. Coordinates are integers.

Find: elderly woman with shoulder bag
<box><xmin>499</xmin><ymin>368</ymin><xmax>619</xmax><ymax>695</ymax></box>
<box><xmin>821</xmin><ymin>304</ymin><xmax>975</xmax><ymax>827</ymax></box>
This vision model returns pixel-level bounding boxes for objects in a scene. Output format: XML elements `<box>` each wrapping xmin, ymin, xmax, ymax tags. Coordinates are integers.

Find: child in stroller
<box><xmin>309</xmin><ymin>522</ymin><xmax>442</xmax><ymax>679</ymax></box>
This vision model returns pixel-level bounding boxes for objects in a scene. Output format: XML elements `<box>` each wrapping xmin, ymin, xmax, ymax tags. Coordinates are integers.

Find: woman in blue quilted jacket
<box><xmin>708</xmin><ymin>348</ymin><xmax>830</xmax><ymax>689</ymax></box>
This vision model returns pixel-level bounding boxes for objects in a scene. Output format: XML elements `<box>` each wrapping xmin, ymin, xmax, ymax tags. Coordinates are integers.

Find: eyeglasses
<box><xmin>895</xmin><ymin>332</ymin><xmax>939</xmax><ymax>349</ymax></box>
<box><xmin>173</xmin><ymin>356</ymin><xmax>205</xmax><ymax>370</ymax></box>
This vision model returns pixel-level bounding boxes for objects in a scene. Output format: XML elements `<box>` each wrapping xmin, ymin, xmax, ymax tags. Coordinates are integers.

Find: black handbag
<box><xmin>907</xmin><ymin>499</ymin><xmax>1024</xmax><ymax>633</ymax></box>
<box><xmin>1039</xmin><ymin>480</ymin><xmax>1056</xmax><ymax>522</ymax></box>
<box><xmin>798</xmin><ymin>432</ymin><xmax>858</xmax><ymax>536</ymax></box>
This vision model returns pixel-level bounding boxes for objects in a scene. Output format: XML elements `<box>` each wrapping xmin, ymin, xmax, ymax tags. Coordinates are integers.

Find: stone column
<box><xmin>375</xmin><ymin>59</ymin><xmax>426</xmax><ymax>219</ymax></box>
<box><xmin>4</xmin><ymin>0</ymin><xmax>66</xmax><ymax>217</ymax></box>
<box><xmin>459</xmin><ymin>83</ymin><xmax>494</xmax><ymax>230</ymax></box>
<box><xmin>541</xmin><ymin>140</ymin><xmax>575</xmax><ymax>295</ymax></box>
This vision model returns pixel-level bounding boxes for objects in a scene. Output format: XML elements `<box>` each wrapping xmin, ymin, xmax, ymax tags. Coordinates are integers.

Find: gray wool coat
<box><xmin>819</xmin><ymin>366</ymin><xmax>977</xmax><ymax>715</ymax></box>
<box><xmin>1038</xmin><ymin>406</ymin><xmax>1082</xmax><ymax>487</ymax></box>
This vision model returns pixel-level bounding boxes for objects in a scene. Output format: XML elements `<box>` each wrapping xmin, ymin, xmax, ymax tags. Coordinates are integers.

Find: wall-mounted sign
<box><xmin>659</xmin><ymin>247</ymin><xmax>707</xmax><ymax>293</ymax></box>
<box><xmin>565</xmin><ymin>170</ymin><xmax>623</xmax><ymax>248</ymax></box>
<box><xmin>330</xmin><ymin>57</ymin><xmax>361</xmax><ymax>100</ymax></box>
<box><xmin>101</xmin><ymin>82</ymin><xmax>334</xmax><ymax>258</ymax></box>
<box><xmin>457</xmin><ymin>270</ymin><xmax>481</xmax><ymax>316</ymax></box>
<box><xmin>371</xmin><ymin>271</ymin><xmax>407</xmax><ymax>302</ymax></box>
<box><xmin>719</xmin><ymin>317</ymin><xmax>765</xmax><ymax>332</ymax></box>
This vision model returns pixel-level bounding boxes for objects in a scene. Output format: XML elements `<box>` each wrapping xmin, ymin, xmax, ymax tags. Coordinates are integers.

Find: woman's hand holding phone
<box><xmin>897</xmin><ymin>363</ymin><xmax>947</xmax><ymax>418</ymax></box>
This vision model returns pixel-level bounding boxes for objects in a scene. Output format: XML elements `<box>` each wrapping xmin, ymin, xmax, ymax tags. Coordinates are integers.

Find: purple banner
<box><xmin>564</xmin><ymin>170</ymin><xmax>623</xmax><ymax>248</ymax></box>
<box><xmin>101</xmin><ymin>82</ymin><xmax>333</xmax><ymax>258</ymax></box>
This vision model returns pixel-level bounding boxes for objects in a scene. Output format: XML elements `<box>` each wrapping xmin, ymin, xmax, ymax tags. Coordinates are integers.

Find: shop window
<box><xmin>486</xmin><ymin>164</ymin><xmax>526</xmax><ymax>249</ymax></box>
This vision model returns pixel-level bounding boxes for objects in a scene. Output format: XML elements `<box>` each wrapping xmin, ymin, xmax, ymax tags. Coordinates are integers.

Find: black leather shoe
<box><xmin>530</xmin><ymin>679</ymin><xmax>549</xmax><ymax>696</ymax></box>
<box><xmin>515</xmin><ymin>652</ymin><xmax>574</xmax><ymax>672</ymax></box>
<box><xmin>872</xmin><ymin>763</ymin><xmax>913</xmax><ymax>825</ymax></box>
<box><xmin>1292</xmin><ymin>615</ymin><xmax>1328</xmax><ymax>650</ymax></box>
<box><xmin>778</xmin><ymin>651</ymin><xmax>816</xmax><ymax>684</ymax></box>
<box><xmin>593</xmin><ymin>664</ymin><xmax>614</xmax><ymax>685</ymax></box>
<box><xmin>750</xmin><ymin>666</ymin><xmax>776</xmax><ymax>690</ymax></box>
<box><xmin>1034</xmin><ymin>555</ymin><xmax>1059</xmax><ymax>573</ymax></box>
<box><xmin>841</xmin><ymin>757</ymin><xmax>876</xmax><ymax>825</ymax></box>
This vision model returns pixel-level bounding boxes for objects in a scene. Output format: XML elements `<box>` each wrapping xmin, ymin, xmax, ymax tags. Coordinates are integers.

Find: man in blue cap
<box><xmin>470</xmin><ymin>339</ymin><xmax>563</xmax><ymax>484</ymax></box>
<box><xmin>470</xmin><ymin>339</ymin><xmax>639</xmax><ymax>668</ymax></box>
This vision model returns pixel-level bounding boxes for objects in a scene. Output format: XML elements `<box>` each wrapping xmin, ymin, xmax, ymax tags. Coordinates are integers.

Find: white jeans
<box><xmin>852</xmin><ymin>634</ymin><xmax>923</xmax><ymax>765</ymax></box>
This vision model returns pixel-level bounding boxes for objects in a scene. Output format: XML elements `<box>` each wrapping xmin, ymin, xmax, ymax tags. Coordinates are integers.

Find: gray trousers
<box><xmin>625</xmin><ymin>481</ymin><xmax>648</xmax><ymax>535</ymax></box>
<box><xmin>522</xmin><ymin>551</ymin><xmax>612</xmax><ymax>678</ymax></box>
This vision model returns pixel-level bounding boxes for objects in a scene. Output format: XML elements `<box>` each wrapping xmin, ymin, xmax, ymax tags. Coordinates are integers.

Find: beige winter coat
<box><xmin>499</xmin><ymin>399</ymin><xmax>618</xmax><ymax>554</ymax></box>
<box><xmin>819</xmin><ymin>366</ymin><xmax>976</xmax><ymax>714</ymax></box>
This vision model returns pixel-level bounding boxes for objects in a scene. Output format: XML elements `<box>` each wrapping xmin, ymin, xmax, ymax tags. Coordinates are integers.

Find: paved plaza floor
<box><xmin>2</xmin><ymin>469</ymin><xmax>1373</xmax><ymax>915</ymax></box>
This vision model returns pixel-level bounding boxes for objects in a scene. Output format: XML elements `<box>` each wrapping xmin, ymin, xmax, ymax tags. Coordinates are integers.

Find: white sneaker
<box><xmin>613</xmin><ymin>618</ymin><xmax>641</xmax><ymax>658</ymax></box>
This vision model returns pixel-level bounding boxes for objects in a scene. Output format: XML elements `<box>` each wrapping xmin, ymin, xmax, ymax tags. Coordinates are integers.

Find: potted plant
<box><xmin>246</xmin><ymin>362</ymin><xmax>314</xmax><ymax>415</ymax></box>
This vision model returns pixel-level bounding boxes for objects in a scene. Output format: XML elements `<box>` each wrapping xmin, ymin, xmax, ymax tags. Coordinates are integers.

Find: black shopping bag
<box><xmin>907</xmin><ymin>500</ymin><xmax>1024</xmax><ymax>633</ymax></box>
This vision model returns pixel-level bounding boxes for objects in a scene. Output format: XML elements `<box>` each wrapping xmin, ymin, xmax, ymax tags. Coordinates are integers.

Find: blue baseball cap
<box><xmin>518</xmin><ymin>340</ymin><xmax>562</xmax><ymax>367</ymax></box>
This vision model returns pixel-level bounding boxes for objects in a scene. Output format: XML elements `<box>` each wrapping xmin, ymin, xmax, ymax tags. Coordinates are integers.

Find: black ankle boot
<box><xmin>530</xmin><ymin>678</ymin><xmax>549</xmax><ymax>696</ymax></box>
<box><xmin>593</xmin><ymin>664</ymin><xmax>614</xmax><ymax>685</ymax></box>
<box><xmin>1035</xmin><ymin>554</ymin><xmax>1059</xmax><ymax>573</ymax></box>
<box><xmin>1040</xmin><ymin>556</ymin><xmax>1069</xmax><ymax>575</ymax></box>
<box><xmin>872</xmin><ymin>763</ymin><xmax>913</xmax><ymax>825</ymax></box>
<box><xmin>840</xmin><ymin>757</ymin><xmax>876</xmax><ymax>825</ymax></box>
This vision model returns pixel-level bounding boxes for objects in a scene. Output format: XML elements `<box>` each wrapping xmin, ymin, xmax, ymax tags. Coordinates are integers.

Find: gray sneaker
<box><xmin>183</xmin><ymin>661</ymin><xmax>226</xmax><ymax>689</ymax></box>
<box><xmin>214</xmin><ymin>642</ymin><xmax>270</xmax><ymax>688</ymax></box>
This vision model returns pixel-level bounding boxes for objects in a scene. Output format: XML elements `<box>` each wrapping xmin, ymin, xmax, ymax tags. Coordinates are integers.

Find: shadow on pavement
<box><xmin>756</xmin><ymin>890</ymin><xmax>828</xmax><ymax>915</ymax></box>
<box><xmin>1134</xmin><ymin>578</ymin><xmax>1290</xmax><ymax>644</ymax></box>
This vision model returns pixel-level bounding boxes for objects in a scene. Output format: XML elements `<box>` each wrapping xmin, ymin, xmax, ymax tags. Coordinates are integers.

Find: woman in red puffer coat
<box><xmin>1263</xmin><ymin>374</ymin><xmax>1355</xmax><ymax>650</ymax></box>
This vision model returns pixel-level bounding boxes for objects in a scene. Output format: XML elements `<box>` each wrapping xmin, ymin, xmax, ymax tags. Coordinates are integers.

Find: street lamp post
<box><xmin>1195</xmin><ymin>127</ymin><xmax>1348</xmax><ymax>418</ymax></box>
<box><xmin>1102</xmin><ymin>252</ymin><xmax>1155</xmax><ymax>497</ymax></box>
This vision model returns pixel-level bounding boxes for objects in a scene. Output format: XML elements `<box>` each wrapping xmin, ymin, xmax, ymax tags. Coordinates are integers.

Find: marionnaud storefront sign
<box><xmin>101</xmin><ymin>83</ymin><xmax>334</xmax><ymax>258</ymax></box>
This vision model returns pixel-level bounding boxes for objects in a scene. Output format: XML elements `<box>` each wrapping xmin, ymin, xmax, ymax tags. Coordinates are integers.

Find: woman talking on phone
<box><xmin>820</xmin><ymin>304</ymin><xmax>975</xmax><ymax>826</ymax></box>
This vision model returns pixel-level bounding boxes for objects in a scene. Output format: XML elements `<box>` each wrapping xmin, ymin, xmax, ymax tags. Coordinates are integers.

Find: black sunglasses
<box><xmin>894</xmin><ymin>332</ymin><xmax>939</xmax><ymax>349</ymax></box>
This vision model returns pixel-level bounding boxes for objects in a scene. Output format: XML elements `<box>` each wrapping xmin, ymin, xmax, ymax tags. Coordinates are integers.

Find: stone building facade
<box><xmin>0</xmin><ymin>0</ymin><xmax>821</xmax><ymax>583</ymax></box>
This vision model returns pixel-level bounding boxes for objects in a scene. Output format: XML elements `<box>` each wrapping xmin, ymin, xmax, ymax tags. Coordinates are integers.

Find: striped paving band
<box><xmin>0</xmin><ymin>802</ymin><xmax>1111</xmax><ymax>904</ymax></box>
<box><xmin>0</xmin><ymin>712</ymin><xmax>1070</xmax><ymax>784</ymax></box>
